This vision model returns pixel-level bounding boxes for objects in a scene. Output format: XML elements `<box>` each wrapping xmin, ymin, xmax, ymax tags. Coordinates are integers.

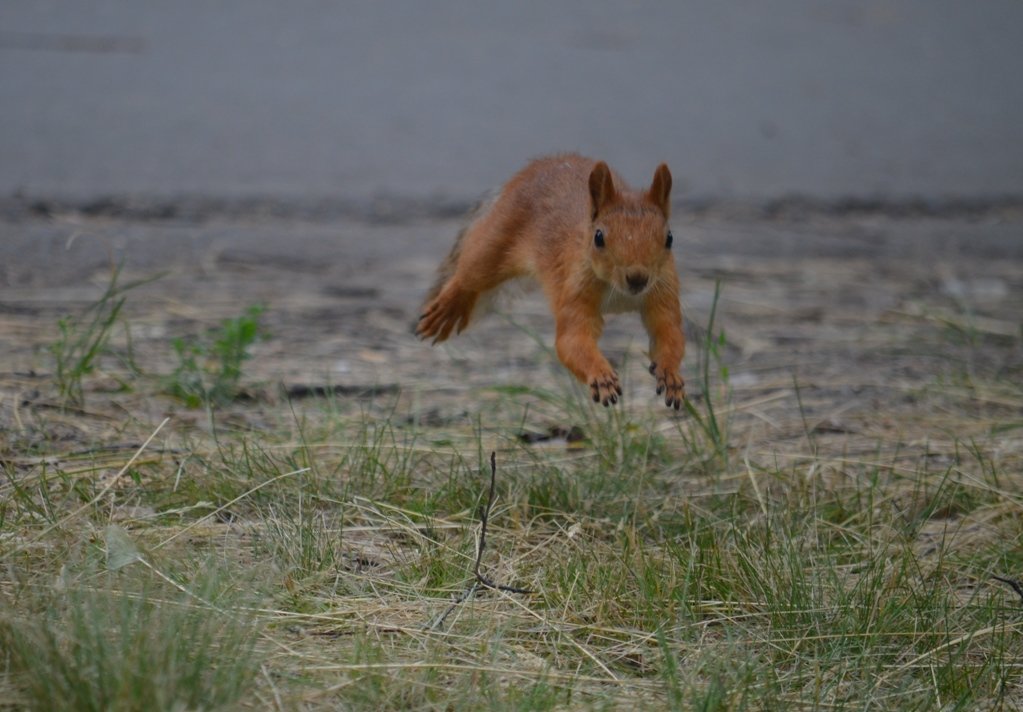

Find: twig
<box><xmin>426</xmin><ymin>581</ymin><xmax>481</xmax><ymax>631</ymax></box>
<box><xmin>992</xmin><ymin>575</ymin><xmax>1023</xmax><ymax>604</ymax></box>
<box><xmin>474</xmin><ymin>452</ymin><xmax>532</xmax><ymax>595</ymax></box>
<box><xmin>426</xmin><ymin>452</ymin><xmax>531</xmax><ymax>630</ymax></box>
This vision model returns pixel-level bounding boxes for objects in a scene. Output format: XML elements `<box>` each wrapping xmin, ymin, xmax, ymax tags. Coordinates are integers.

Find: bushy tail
<box><xmin>421</xmin><ymin>223</ymin><xmax>468</xmax><ymax>307</ymax></box>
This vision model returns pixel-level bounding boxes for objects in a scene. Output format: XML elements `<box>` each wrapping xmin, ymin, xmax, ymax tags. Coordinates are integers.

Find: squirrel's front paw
<box><xmin>589</xmin><ymin>371</ymin><xmax>622</xmax><ymax>407</ymax></box>
<box><xmin>649</xmin><ymin>362</ymin><xmax>685</xmax><ymax>410</ymax></box>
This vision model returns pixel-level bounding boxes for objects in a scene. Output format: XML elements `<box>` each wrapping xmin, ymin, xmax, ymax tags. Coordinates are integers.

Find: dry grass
<box><xmin>1</xmin><ymin>213</ymin><xmax>1021</xmax><ymax>710</ymax></box>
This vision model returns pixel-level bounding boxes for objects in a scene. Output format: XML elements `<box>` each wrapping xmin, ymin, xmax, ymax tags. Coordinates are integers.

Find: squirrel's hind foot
<box><xmin>417</xmin><ymin>286</ymin><xmax>477</xmax><ymax>344</ymax></box>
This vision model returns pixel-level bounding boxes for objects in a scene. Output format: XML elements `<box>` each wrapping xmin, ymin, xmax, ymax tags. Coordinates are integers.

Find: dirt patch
<box><xmin>2</xmin><ymin>210</ymin><xmax>1020</xmax><ymax>432</ymax></box>
<box><xmin>0</xmin><ymin>210</ymin><xmax>1019</xmax><ymax>480</ymax></box>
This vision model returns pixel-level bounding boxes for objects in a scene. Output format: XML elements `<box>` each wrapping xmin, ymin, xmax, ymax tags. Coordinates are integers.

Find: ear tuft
<box><xmin>647</xmin><ymin>163</ymin><xmax>672</xmax><ymax>217</ymax></box>
<box><xmin>588</xmin><ymin>161</ymin><xmax>616</xmax><ymax>219</ymax></box>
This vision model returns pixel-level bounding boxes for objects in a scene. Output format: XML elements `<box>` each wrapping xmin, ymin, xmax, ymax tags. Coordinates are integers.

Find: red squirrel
<box><xmin>417</xmin><ymin>154</ymin><xmax>685</xmax><ymax>409</ymax></box>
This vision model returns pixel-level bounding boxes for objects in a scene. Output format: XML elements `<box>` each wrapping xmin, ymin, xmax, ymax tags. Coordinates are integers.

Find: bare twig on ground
<box><xmin>992</xmin><ymin>575</ymin><xmax>1023</xmax><ymax>604</ymax></box>
<box><xmin>426</xmin><ymin>452</ymin><xmax>531</xmax><ymax>630</ymax></box>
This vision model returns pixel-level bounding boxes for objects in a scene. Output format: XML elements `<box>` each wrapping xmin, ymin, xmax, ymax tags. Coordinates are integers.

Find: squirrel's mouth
<box><xmin>602</xmin><ymin>280</ymin><xmax>651</xmax><ymax>313</ymax></box>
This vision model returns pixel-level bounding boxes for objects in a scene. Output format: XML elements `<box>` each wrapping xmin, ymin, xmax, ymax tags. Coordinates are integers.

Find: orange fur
<box><xmin>417</xmin><ymin>153</ymin><xmax>686</xmax><ymax>408</ymax></box>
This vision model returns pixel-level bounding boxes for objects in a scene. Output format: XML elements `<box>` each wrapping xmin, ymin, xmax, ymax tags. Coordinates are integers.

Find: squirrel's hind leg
<box><xmin>417</xmin><ymin>205</ymin><xmax>521</xmax><ymax>343</ymax></box>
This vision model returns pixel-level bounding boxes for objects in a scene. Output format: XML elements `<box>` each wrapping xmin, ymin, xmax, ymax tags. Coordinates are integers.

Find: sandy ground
<box><xmin>1</xmin><ymin>208</ymin><xmax>1021</xmax><ymax>456</ymax></box>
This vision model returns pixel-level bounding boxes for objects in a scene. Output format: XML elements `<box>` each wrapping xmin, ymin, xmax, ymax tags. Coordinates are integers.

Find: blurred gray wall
<box><xmin>1</xmin><ymin>1</ymin><xmax>1021</xmax><ymax>205</ymax></box>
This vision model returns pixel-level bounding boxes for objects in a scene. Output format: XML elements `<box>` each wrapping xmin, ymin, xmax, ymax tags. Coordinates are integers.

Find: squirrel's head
<box><xmin>588</xmin><ymin>161</ymin><xmax>674</xmax><ymax>298</ymax></box>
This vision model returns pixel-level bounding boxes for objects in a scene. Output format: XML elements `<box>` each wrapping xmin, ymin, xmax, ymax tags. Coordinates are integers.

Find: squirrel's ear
<box><xmin>647</xmin><ymin>163</ymin><xmax>672</xmax><ymax>217</ymax></box>
<box><xmin>589</xmin><ymin>161</ymin><xmax>616</xmax><ymax>219</ymax></box>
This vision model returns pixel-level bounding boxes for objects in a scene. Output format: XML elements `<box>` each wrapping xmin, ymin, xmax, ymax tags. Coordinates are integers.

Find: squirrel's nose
<box><xmin>625</xmin><ymin>272</ymin><xmax>649</xmax><ymax>294</ymax></box>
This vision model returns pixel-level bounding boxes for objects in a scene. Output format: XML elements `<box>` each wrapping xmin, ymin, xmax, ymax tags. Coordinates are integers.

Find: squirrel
<box><xmin>417</xmin><ymin>153</ymin><xmax>685</xmax><ymax>409</ymax></box>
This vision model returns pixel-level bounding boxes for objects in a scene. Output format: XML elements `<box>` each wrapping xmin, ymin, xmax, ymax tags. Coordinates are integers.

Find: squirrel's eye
<box><xmin>594</xmin><ymin>229</ymin><xmax>605</xmax><ymax>248</ymax></box>
<box><xmin>666</xmin><ymin>230</ymin><xmax>674</xmax><ymax>249</ymax></box>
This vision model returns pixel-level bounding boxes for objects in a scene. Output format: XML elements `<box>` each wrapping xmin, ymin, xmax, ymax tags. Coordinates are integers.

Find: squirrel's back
<box><xmin>421</xmin><ymin>154</ymin><xmax>630</xmax><ymax>296</ymax></box>
<box><xmin>422</xmin><ymin>153</ymin><xmax>601</xmax><ymax>305</ymax></box>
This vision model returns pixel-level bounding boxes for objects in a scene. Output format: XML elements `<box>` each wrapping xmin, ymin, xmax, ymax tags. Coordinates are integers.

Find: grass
<box><xmin>1</xmin><ymin>559</ymin><xmax>261</xmax><ymax>712</ymax></box>
<box><xmin>1</xmin><ymin>267</ymin><xmax>1022</xmax><ymax>709</ymax></box>
<box><xmin>48</xmin><ymin>263</ymin><xmax>156</xmax><ymax>408</ymax></box>
<box><xmin>165</xmin><ymin>304</ymin><xmax>267</xmax><ymax>408</ymax></box>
